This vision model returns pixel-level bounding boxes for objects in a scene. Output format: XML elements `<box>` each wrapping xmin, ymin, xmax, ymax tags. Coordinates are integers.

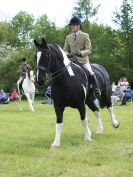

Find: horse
<box><xmin>17</xmin><ymin>69</ymin><xmax>35</xmax><ymax>112</ymax></box>
<box><xmin>34</xmin><ymin>38</ymin><xmax>119</xmax><ymax>147</ymax></box>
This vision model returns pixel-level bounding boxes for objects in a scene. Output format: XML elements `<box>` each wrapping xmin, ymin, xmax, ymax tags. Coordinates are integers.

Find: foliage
<box><xmin>73</xmin><ymin>0</ymin><xmax>100</xmax><ymax>22</ymax></box>
<box><xmin>0</xmin><ymin>0</ymin><xmax>133</xmax><ymax>91</ymax></box>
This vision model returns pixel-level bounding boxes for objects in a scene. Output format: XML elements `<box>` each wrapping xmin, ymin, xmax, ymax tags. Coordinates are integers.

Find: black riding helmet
<box><xmin>69</xmin><ymin>16</ymin><xmax>82</xmax><ymax>26</ymax></box>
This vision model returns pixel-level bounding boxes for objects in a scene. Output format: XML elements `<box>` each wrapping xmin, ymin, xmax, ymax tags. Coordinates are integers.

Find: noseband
<box><xmin>36</xmin><ymin>49</ymin><xmax>72</xmax><ymax>83</ymax></box>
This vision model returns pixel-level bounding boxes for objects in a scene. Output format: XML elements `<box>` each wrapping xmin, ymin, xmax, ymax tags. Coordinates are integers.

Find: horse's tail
<box><xmin>92</xmin><ymin>64</ymin><xmax>112</xmax><ymax>109</ymax></box>
<box><xmin>99</xmin><ymin>76</ymin><xmax>111</xmax><ymax>108</ymax></box>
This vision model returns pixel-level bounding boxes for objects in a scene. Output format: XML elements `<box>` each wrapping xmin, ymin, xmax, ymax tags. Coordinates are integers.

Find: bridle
<box><xmin>36</xmin><ymin>49</ymin><xmax>73</xmax><ymax>83</ymax></box>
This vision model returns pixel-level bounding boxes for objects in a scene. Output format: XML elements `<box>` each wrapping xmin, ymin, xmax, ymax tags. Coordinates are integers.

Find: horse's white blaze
<box><xmin>59</xmin><ymin>47</ymin><xmax>75</xmax><ymax>76</ymax></box>
<box><xmin>37</xmin><ymin>51</ymin><xmax>42</xmax><ymax>81</ymax></box>
<box><xmin>51</xmin><ymin>123</ymin><xmax>63</xmax><ymax>147</ymax></box>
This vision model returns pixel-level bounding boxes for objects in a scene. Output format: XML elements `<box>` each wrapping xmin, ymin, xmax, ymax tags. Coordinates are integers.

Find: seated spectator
<box><xmin>111</xmin><ymin>82</ymin><xmax>117</xmax><ymax>95</ymax></box>
<box><xmin>10</xmin><ymin>89</ymin><xmax>19</xmax><ymax>101</ymax></box>
<box><xmin>0</xmin><ymin>89</ymin><xmax>9</xmax><ymax>104</ymax></box>
<box><xmin>120</xmin><ymin>77</ymin><xmax>129</xmax><ymax>91</ymax></box>
<box><xmin>121</xmin><ymin>88</ymin><xmax>133</xmax><ymax>105</ymax></box>
<box><xmin>45</xmin><ymin>86</ymin><xmax>53</xmax><ymax>104</ymax></box>
<box><xmin>111</xmin><ymin>86</ymin><xmax>123</xmax><ymax>105</ymax></box>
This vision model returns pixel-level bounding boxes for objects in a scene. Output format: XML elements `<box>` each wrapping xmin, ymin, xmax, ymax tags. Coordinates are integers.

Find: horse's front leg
<box><xmin>25</xmin><ymin>93</ymin><xmax>34</xmax><ymax>112</ymax></box>
<box><xmin>78</xmin><ymin>105</ymin><xmax>92</xmax><ymax>141</ymax></box>
<box><xmin>51</xmin><ymin>105</ymin><xmax>65</xmax><ymax>148</ymax></box>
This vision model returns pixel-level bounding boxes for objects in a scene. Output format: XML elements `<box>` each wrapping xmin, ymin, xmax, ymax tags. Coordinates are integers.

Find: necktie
<box><xmin>74</xmin><ymin>33</ymin><xmax>77</xmax><ymax>41</ymax></box>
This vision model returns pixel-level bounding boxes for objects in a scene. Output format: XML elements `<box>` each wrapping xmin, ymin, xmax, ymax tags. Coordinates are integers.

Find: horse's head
<box><xmin>34</xmin><ymin>38</ymin><xmax>51</xmax><ymax>85</ymax></box>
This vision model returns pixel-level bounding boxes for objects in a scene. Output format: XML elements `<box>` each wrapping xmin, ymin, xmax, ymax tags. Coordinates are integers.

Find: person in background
<box><xmin>10</xmin><ymin>89</ymin><xmax>18</xmax><ymax>101</ymax></box>
<box><xmin>120</xmin><ymin>77</ymin><xmax>129</xmax><ymax>91</ymax></box>
<box><xmin>111</xmin><ymin>86</ymin><xmax>123</xmax><ymax>105</ymax></box>
<box><xmin>0</xmin><ymin>89</ymin><xmax>9</xmax><ymax>104</ymax></box>
<box><xmin>121</xmin><ymin>87</ymin><xmax>133</xmax><ymax>105</ymax></box>
<box><xmin>111</xmin><ymin>82</ymin><xmax>117</xmax><ymax>95</ymax></box>
<box><xmin>17</xmin><ymin>58</ymin><xmax>31</xmax><ymax>94</ymax></box>
<box><xmin>45</xmin><ymin>86</ymin><xmax>53</xmax><ymax>104</ymax></box>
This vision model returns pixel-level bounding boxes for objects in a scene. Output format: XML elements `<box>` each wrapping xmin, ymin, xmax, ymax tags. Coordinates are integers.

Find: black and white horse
<box><xmin>34</xmin><ymin>38</ymin><xmax>119</xmax><ymax>147</ymax></box>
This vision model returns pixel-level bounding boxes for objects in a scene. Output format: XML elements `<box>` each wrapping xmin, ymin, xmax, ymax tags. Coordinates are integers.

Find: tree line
<box><xmin>0</xmin><ymin>0</ymin><xmax>133</xmax><ymax>91</ymax></box>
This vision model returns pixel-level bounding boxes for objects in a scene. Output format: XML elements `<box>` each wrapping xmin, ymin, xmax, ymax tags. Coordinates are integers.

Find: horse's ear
<box><xmin>41</xmin><ymin>38</ymin><xmax>48</xmax><ymax>49</ymax></box>
<box><xmin>34</xmin><ymin>39</ymin><xmax>40</xmax><ymax>48</ymax></box>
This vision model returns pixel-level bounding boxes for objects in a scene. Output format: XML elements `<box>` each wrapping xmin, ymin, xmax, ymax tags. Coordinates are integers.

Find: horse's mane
<box><xmin>48</xmin><ymin>44</ymin><xmax>63</xmax><ymax>61</ymax></box>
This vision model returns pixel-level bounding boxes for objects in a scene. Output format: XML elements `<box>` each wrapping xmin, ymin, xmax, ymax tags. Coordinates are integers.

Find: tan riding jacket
<box><xmin>63</xmin><ymin>30</ymin><xmax>91</xmax><ymax>64</ymax></box>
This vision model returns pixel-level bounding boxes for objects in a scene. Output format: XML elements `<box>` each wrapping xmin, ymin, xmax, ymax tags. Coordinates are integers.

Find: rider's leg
<box><xmin>17</xmin><ymin>77</ymin><xmax>23</xmax><ymax>94</ymax></box>
<box><xmin>83</xmin><ymin>62</ymin><xmax>101</xmax><ymax>98</ymax></box>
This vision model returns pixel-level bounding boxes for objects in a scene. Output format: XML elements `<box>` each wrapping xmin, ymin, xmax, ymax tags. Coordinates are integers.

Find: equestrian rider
<box><xmin>17</xmin><ymin>58</ymin><xmax>31</xmax><ymax>93</ymax></box>
<box><xmin>63</xmin><ymin>16</ymin><xmax>101</xmax><ymax>98</ymax></box>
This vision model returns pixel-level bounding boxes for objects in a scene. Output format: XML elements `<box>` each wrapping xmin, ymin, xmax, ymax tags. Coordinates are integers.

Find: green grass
<box><xmin>0</xmin><ymin>101</ymin><xmax>133</xmax><ymax>177</ymax></box>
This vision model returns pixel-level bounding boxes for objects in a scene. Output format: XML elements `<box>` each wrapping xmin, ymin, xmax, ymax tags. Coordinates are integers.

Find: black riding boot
<box><xmin>91</xmin><ymin>74</ymin><xmax>101</xmax><ymax>98</ymax></box>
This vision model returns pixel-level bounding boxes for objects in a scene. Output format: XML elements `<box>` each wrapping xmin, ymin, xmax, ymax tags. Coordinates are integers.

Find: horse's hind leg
<box><xmin>86</xmin><ymin>101</ymin><xmax>103</xmax><ymax>134</ymax></box>
<box><xmin>51</xmin><ymin>105</ymin><xmax>65</xmax><ymax>148</ymax></box>
<box><xmin>106</xmin><ymin>97</ymin><xmax>119</xmax><ymax>128</ymax></box>
<box><xmin>108</xmin><ymin>106</ymin><xmax>119</xmax><ymax>128</ymax></box>
<box><xmin>78</xmin><ymin>104</ymin><xmax>92</xmax><ymax>141</ymax></box>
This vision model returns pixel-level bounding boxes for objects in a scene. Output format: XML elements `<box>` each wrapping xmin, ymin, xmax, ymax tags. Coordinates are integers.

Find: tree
<box><xmin>73</xmin><ymin>0</ymin><xmax>100</xmax><ymax>22</ymax></box>
<box><xmin>113</xmin><ymin>0</ymin><xmax>133</xmax><ymax>81</ymax></box>
<box><xmin>0</xmin><ymin>22</ymin><xmax>10</xmax><ymax>44</ymax></box>
<box><xmin>8</xmin><ymin>11</ymin><xmax>34</xmax><ymax>48</ymax></box>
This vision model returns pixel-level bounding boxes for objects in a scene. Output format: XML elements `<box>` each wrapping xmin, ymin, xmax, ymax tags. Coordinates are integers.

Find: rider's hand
<box><xmin>74</xmin><ymin>50</ymin><xmax>82</xmax><ymax>57</ymax></box>
<box><xmin>67</xmin><ymin>53</ymin><xmax>74</xmax><ymax>58</ymax></box>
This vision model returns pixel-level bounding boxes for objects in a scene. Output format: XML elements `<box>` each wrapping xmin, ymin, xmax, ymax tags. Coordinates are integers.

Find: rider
<box><xmin>17</xmin><ymin>58</ymin><xmax>31</xmax><ymax>93</ymax></box>
<box><xmin>63</xmin><ymin>16</ymin><xmax>101</xmax><ymax>98</ymax></box>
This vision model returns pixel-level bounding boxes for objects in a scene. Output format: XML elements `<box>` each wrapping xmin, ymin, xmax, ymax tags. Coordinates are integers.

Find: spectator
<box><xmin>111</xmin><ymin>86</ymin><xmax>123</xmax><ymax>105</ymax></box>
<box><xmin>0</xmin><ymin>89</ymin><xmax>9</xmax><ymax>104</ymax></box>
<box><xmin>120</xmin><ymin>77</ymin><xmax>129</xmax><ymax>91</ymax></box>
<box><xmin>45</xmin><ymin>86</ymin><xmax>53</xmax><ymax>104</ymax></box>
<box><xmin>118</xmin><ymin>77</ymin><xmax>123</xmax><ymax>87</ymax></box>
<box><xmin>111</xmin><ymin>82</ymin><xmax>117</xmax><ymax>95</ymax></box>
<box><xmin>10</xmin><ymin>89</ymin><xmax>19</xmax><ymax>101</ymax></box>
<box><xmin>121</xmin><ymin>88</ymin><xmax>133</xmax><ymax>105</ymax></box>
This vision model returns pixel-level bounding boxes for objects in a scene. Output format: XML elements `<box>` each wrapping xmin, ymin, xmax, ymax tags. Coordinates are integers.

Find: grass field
<box><xmin>0</xmin><ymin>101</ymin><xmax>133</xmax><ymax>177</ymax></box>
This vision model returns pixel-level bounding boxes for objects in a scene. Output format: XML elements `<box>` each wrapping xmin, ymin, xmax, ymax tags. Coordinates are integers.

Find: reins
<box><xmin>37</xmin><ymin>62</ymin><xmax>73</xmax><ymax>85</ymax></box>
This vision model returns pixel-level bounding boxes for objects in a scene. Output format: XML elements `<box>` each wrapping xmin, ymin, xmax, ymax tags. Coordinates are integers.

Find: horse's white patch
<box><xmin>37</xmin><ymin>51</ymin><xmax>41</xmax><ymax>65</ymax></box>
<box><xmin>59</xmin><ymin>47</ymin><xmax>75</xmax><ymax>76</ymax></box>
<box><xmin>36</xmin><ymin>51</ymin><xmax>42</xmax><ymax>81</ymax></box>
<box><xmin>82</xmin><ymin>84</ymin><xmax>87</xmax><ymax>99</ymax></box>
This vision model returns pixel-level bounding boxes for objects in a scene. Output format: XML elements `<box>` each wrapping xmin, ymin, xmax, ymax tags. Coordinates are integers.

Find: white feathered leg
<box><xmin>94</xmin><ymin>111</ymin><xmax>103</xmax><ymax>134</ymax></box>
<box><xmin>108</xmin><ymin>107</ymin><xmax>119</xmax><ymax>128</ymax></box>
<box><xmin>82</xmin><ymin>118</ymin><xmax>92</xmax><ymax>141</ymax></box>
<box><xmin>51</xmin><ymin>123</ymin><xmax>62</xmax><ymax>147</ymax></box>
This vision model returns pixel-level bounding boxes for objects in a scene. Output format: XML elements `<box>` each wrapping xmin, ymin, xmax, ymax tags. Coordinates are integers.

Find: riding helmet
<box><xmin>69</xmin><ymin>16</ymin><xmax>82</xmax><ymax>26</ymax></box>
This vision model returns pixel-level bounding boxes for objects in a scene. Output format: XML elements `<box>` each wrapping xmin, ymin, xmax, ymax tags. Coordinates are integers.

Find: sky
<box><xmin>0</xmin><ymin>0</ymin><xmax>123</xmax><ymax>28</ymax></box>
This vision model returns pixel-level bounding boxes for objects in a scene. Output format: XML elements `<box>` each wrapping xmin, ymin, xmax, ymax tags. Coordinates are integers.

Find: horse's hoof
<box><xmin>96</xmin><ymin>131</ymin><xmax>103</xmax><ymax>134</ymax></box>
<box><xmin>84</xmin><ymin>138</ymin><xmax>92</xmax><ymax>142</ymax></box>
<box><xmin>51</xmin><ymin>144</ymin><xmax>60</xmax><ymax>148</ymax></box>
<box><xmin>112</xmin><ymin>121</ymin><xmax>120</xmax><ymax>128</ymax></box>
